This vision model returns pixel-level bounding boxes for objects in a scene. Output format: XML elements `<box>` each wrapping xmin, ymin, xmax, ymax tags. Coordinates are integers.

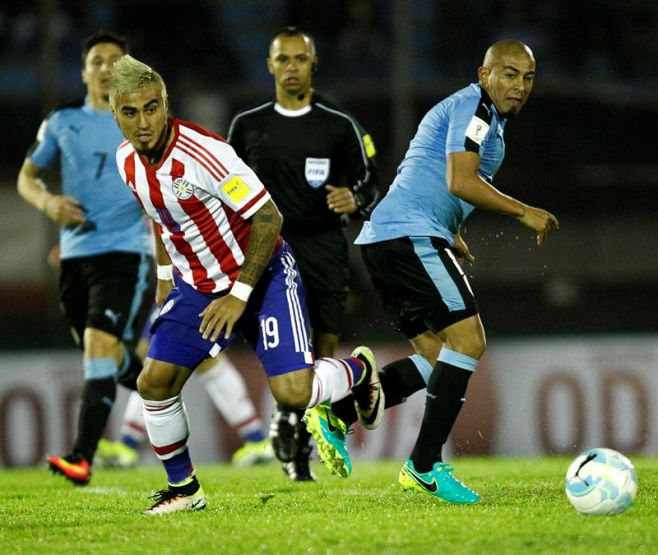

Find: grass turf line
<box><xmin>1</xmin><ymin>457</ymin><xmax>656</xmax><ymax>554</ymax></box>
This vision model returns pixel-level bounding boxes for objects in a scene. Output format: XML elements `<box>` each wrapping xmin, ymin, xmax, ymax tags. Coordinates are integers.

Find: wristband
<box><xmin>156</xmin><ymin>264</ymin><xmax>173</xmax><ymax>281</ymax></box>
<box><xmin>230</xmin><ymin>281</ymin><xmax>253</xmax><ymax>302</ymax></box>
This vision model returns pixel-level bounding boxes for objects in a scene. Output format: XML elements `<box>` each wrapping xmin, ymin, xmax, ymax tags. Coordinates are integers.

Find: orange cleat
<box><xmin>47</xmin><ymin>454</ymin><xmax>91</xmax><ymax>486</ymax></box>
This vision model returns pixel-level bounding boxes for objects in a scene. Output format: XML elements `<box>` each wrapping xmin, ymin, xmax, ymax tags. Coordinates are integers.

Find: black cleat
<box><xmin>269</xmin><ymin>409</ymin><xmax>300</xmax><ymax>462</ymax></box>
<box><xmin>282</xmin><ymin>429</ymin><xmax>316</xmax><ymax>481</ymax></box>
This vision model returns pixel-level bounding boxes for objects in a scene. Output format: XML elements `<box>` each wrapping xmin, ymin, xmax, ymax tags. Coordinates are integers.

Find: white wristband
<box><xmin>156</xmin><ymin>264</ymin><xmax>173</xmax><ymax>281</ymax></box>
<box><xmin>230</xmin><ymin>281</ymin><xmax>253</xmax><ymax>302</ymax></box>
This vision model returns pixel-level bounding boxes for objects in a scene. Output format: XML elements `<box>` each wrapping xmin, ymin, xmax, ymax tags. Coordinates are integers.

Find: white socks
<box><xmin>120</xmin><ymin>390</ymin><xmax>147</xmax><ymax>445</ymax></box>
<box><xmin>198</xmin><ymin>356</ymin><xmax>265</xmax><ymax>439</ymax></box>
<box><xmin>308</xmin><ymin>357</ymin><xmax>361</xmax><ymax>407</ymax></box>
<box><xmin>142</xmin><ymin>395</ymin><xmax>190</xmax><ymax>460</ymax></box>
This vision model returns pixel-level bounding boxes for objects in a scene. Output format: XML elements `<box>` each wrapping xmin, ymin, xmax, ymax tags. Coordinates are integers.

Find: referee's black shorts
<box><xmin>360</xmin><ymin>236</ymin><xmax>478</xmax><ymax>339</ymax></box>
<box><xmin>286</xmin><ymin>230</ymin><xmax>349</xmax><ymax>335</ymax></box>
<box><xmin>59</xmin><ymin>252</ymin><xmax>155</xmax><ymax>348</ymax></box>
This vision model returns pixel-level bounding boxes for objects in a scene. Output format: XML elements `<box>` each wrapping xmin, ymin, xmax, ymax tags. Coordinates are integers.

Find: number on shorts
<box><xmin>260</xmin><ymin>316</ymin><xmax>280</xmax><ymax>349</ymax></box>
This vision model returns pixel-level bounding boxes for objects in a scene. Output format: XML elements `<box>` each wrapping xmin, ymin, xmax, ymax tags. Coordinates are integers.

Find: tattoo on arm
<box><xmin>238</xmin><ymin>200</ymin><xmax>282</xmax><ymax>286</ymax></box>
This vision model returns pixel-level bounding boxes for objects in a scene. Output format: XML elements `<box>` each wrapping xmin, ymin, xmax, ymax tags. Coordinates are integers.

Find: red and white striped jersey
<box><xmin>116</xmin><ymin>118</ymin><xmax>272</xmax><ymax>294</ymax></box>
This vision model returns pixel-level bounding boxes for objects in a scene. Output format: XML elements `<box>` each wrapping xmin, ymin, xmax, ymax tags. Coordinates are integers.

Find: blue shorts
<box><xmin>147</xmin><ymin>241</ymin><xmax>315</xmax><ymax>376</ymax></box>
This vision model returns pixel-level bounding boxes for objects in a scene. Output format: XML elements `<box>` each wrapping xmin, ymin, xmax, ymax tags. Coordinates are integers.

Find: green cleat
<box><xmin>399</xmin><ymin>459</ymin><xmax>480</xmax><ymax>504</ymax></box>
<box><xmin>95</xmin><ymin>439</ymin><xmax>139</xmax><ymax>469</ymax></box>
<box><xmin>303</xmin><ymin>405</ymin><xmax>351</xmax><ymax>478</ymax></box>
<box><xmin>231</xmin><ymin>438</ymin><xmax>275</xmax><ymax>467</ymax></box>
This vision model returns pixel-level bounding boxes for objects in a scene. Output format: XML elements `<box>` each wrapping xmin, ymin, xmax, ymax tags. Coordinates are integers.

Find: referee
<box><xmin>228</xmin><ymin>27</ymin><xmax>379</xmax><ymax>481</ymax></box>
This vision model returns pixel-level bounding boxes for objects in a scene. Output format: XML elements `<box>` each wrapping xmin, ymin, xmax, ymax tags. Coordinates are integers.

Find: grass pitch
<box><xmin>1</xmin><ymin>457</ymin><xmax>656</xmax><ymax>554</ymax></box>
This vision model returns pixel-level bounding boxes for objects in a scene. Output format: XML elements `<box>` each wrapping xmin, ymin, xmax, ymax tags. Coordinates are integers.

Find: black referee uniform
<box><xmin>227</xmin><ymin>93</ymin><xmax>379</xmax><ymax>335</ymax></box>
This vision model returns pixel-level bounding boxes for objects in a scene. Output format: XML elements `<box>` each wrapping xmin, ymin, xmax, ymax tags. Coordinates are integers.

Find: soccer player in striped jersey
<box><xmin>355</xmin><ymin>40</ymin><xmax>558</xmax><ymax>504</ymax></box>
<box><xmin>17</xmin><ymin>30</ymin><xmax>154</xmax><ymax>486</ymax></box>
<box><xmin>109</xmin><ymin>54</ymin><xmax>382</xmax><ymax>514</ymax></box>
<box><xmin>227</xmin><ymin>26</ymin><xmax>380</xmax><ymax>481</ymax></box>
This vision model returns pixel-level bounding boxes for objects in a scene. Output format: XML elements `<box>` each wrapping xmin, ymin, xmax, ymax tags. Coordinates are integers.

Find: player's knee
<box><xmin>449</xmin><ymin>335</ymin><xmax>486</xmax><ymax>360</ymax></box>
<box><xmin>270</xmin><ymin>379</ymin><xmax>311</xmax><ymax>408</ymax></box>
<box><xmin>83</xmin><ymin>328</ymin><xmax>122</xmax><ymax>361</ymax></box>
<box><xmin>136</xmin><ymin>365</ymin><xmax>170</xmax><ymax>400</ymax></box>
<box><xmin>136</xmin><ymin>370</ymin><xmax>154</xmax><ymax>398</ymax></box>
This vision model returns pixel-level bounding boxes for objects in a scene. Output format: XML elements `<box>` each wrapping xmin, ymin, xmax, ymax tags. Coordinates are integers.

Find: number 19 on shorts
<box><xmin>260</xmin><ymin>316</ymin><xmax>280</xmax><ymax>349</ymax></box>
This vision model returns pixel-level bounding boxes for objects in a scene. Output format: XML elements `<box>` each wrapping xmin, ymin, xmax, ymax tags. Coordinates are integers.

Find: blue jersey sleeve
<box><xmin>445</xmin><ymin>94</ymin><xmax>494</xmax><ymax>156</ymax></box>
<box><xmin>29</xmin><ymin>114</ymin><xmax>60</xmax><ymax>169</ymax></box>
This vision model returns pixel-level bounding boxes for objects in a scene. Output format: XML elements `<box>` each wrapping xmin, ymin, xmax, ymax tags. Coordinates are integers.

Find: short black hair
<box><xmin>81</xmin><ymin>30</ymin><xmax>130</xmax><ymax>64</ymax></box>
<box><xmin>269</xmin><ymin>26</ymin><xmax>316</xmax><ymax>55</ymax></box>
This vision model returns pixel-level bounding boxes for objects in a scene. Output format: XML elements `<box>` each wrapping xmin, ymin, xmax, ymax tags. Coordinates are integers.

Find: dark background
<box><xmin>1</xmin><ymin>0</ymin><xmax>657</xmax><ymax>349</ymax></box>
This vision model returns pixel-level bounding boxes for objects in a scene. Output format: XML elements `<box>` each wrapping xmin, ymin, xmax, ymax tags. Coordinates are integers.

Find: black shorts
<box><xmin>361</xmin><ymin>236</ymin><xmax>478</xmax><ymax>339</ymax></box>
<box><xmin>59</xmin><ymin>252</ymin><xmax>155</xmax><ymax>348</ymax></box>
<box><xmin>286</xmin><ymin>231</ymin><xmax>349</xmax><ymax>335</ymax></box>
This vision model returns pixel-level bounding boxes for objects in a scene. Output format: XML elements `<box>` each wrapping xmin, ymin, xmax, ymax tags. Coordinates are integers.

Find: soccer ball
<box><xmin>565</xmin><ymin>447</ymin><xmax>637</xmax><ymax>515</ymax></box>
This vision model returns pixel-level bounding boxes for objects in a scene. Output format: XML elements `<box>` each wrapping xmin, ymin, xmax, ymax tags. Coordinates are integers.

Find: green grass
<box><xmin>1</xmin><ymin>457</ymin><xmax>656</xmax><ymax>554</ymax></box>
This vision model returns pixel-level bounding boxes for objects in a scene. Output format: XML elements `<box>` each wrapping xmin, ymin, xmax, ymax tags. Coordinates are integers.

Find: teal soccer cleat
<box><xmin>303</xmin><ymin>405</ymin><xmax>351</xmax><ymax>478</ymax></box>
<box><xmin>399</xmin><ymin>459</ymin><xmax>480</xmax><ymax>504</ymax></box>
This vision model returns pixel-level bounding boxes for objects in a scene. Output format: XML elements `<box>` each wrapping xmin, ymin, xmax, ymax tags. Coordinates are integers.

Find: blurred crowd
<box><xmin>1</xmin><ymin>0</ymin><xmax>657</xmax><ymax>104</ymax></box>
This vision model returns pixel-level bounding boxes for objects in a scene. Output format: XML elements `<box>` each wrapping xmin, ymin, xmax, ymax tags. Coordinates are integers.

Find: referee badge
<box><xmin>305</xmin><ymin>158</ymin><xmax>330</xmax><ymax>188</ymax></box>
<box><xmin>172</xmin><ymin>177</ymin><xmax>195</xmax><ymax>200</ymax></box>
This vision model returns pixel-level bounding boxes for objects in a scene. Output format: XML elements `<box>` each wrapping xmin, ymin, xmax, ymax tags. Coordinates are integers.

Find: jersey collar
<box><xmin>273</xmin><ymin>103</ymin><xmax>312</xmax><ymax>117</ymax></box>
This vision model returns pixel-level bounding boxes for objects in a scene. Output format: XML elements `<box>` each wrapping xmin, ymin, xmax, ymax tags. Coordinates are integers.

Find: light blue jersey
<box><xmin>29</xmin><ymin>97</ymin><xmax>149</xmax><ymax>259</ymax></box>
<box><xmin>356</xmin><ymin>83</ymin><xmax>506</xmax><ymax>245</ymax></box>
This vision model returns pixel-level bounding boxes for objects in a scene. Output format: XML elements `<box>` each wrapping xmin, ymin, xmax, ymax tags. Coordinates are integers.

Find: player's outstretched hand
<box><xmin>199</xmin><ymin>294</ymin><xmax>247</xmax><ymax>342</ymax></box>
<box><xmin>518</xmin><ymin>206</ymin><xmax>559</xmax><ymax>246</ymax></box>
<box><xmin>325</xmin><ymin>184</ymin><xmax>358</xmax><ymax>214</ymax></box>
<box><xmin>451</xmin><ymin>232</ymin><xmax>475</xmax><ymax>264</ymax></box>
<box><xmin>44</xmin><ymin>195</ymin><xmax>87</xmax><ymax>227</ymax></box>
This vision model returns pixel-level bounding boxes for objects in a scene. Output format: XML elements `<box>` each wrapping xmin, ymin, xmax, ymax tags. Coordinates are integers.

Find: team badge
<box><xmin>305</xmin><ymin>158</ymin><xmax>330</xmax><ymax>188</ymax></box>
<box><xmin>159</xmin><ymin>299</ymin><xmax>174</xmax><ymax>316</ymax></box>
<box><xmin>172</xmin><ymin>177</ymin><xmax>195</xmax><ymax>200</ymax></box>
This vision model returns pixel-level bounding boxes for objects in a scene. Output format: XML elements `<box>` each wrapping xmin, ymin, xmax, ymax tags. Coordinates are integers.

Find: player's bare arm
<box><xmin>153</xmin><ymin>222</ymin><xmax>173</xmax><ymax>306</ymax></box>
<box><xmin>199</xmin><ymin>199</ymin><xmax>283</xmax><ymax>341</ymax></box>
<box><xmin>17</xmin><ymin>158</ymin><xmax>87</xmax><ymax>227</ymax></box>
<box><xmin>236</xmin><ymin>199</ymin><xmax>283</xmax><ymax>286</ymax></box>
<box><xmin>447</xmin><ymin>151</ymin><xmax>558</xmax><ymax>245</ymax></box>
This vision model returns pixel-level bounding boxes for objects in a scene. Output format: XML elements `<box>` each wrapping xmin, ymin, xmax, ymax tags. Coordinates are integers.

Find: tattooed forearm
<box><xmin>237</xmin><ymin>200</ymin><xmax>283</xmax><ymax>286</ymax></box>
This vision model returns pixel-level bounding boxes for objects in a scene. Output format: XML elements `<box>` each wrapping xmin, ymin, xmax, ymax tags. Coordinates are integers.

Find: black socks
<box><xmin>410</xmin><ymin>361</ymin><xmax>472</xmax><ymax>473</ymax></box>
<box><xmin>73</xmin><ymin>377</ymin><xmax>116</xmax><ymax>462</ymax></box>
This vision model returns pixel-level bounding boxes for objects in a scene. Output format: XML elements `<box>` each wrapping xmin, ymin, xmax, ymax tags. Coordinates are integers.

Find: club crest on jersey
<box><xmin>172</xmin><ymin>177</ymin><xmax>195</xmax><ymax>200</ymax></box>
<box><xmin>305</xmin><ymin>158</ymin><xmax>330</xmax><ymax>188</ymax></box>
<box><xmin>159</xmin><ymin>299</ymin><xmax>174</xmax><ymax>316</ymax></box>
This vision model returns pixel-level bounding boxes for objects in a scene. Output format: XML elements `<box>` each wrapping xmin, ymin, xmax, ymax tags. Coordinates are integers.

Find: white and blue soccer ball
<box><xmin>565</xmin><ymin>447</ymin><xmax>638</xmax><ymax>515</ymax></box>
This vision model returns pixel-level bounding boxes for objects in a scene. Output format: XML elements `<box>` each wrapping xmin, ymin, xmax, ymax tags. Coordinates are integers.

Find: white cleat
<box><xmin>144</xmin><ymin>485</ymin><xmax>206</xmax><ymax>515</ymax></box>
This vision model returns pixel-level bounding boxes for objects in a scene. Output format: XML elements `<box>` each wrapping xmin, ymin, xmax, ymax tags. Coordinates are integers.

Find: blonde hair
<box><xmin>109</xmin><ymin>54</ymin><xmax>167</xmax><ymax>107</ymax></box>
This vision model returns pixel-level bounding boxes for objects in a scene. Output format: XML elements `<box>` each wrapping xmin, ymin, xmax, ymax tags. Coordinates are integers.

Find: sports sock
<box><xmin>332</xmin><ymin>354</ymin><xmax>430</xmax><ymax>424</ymax></box>
<box><xmin>409</xmin><ymin>349</ymin><xmax>479</xmax><ymax>473</ymax></box>
<box><xmin>120</xmin><ymin>390</ymin><xmax>147</xmax><ymax>450</ymax></box>
<box><xmin>331</xmin><ymin>396</ymin><xmax>358</xmax><ymax>425</ymax></box>
<box><xmin>307</xmin><ymin>357</ymin><xmax>365</xmax><ymax>407</ymax></box>
<box><xmin>381</xmin><ymin>354</ymin><xmax>431</xmax><ymax>408</ymax></box>
<box><xmin>73</xmin><ymin>376</ymin><xmax>117</xmax><ymax>462</ymax></box>
<box><xmin>143</xmin><ymin>395</ymin><xmax>194</xmax><ymax>484</ymax></box>
<box><xmin>198</xmin><ymin>357</ymin><xmax>267</xmax><ymax>442</ymax></box>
